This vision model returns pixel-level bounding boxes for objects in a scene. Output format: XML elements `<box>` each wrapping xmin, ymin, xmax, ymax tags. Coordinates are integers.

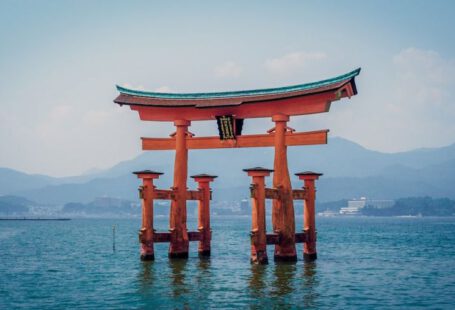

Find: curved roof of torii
<box><xmin>114</xmin><ymin>68</ymin><xmax>360</xmax><ymax>121</ymax></box>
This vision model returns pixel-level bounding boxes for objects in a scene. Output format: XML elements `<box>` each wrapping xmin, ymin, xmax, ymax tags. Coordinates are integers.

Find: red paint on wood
<box><xmin>192</xmin><ymin>175</ymin><xmax>217</xmax><ymax>257</ymax></box>
<box><xmin>134</xmin><ymin>172</ymin><xmax>162</xmax><ymax>260</ymax></box>
<box><xmin>272</xmin><ymin>115</ymin><xmax>297</xmax><ymax>261</ymax></box>
<box><xmin>125</xmin><ymin>91</ymin><xmax>342</xmax><ymax>122</ymax></box>
<box><xmin>168</xmin><ymin>120</ymin><xmax>190</xmax><ymax>258</ymax></box>
<box><xmin>141</xmin><ymin>130</ymin><xmax>328</xmax><ymax>150</ymax></box>
<box><xmin>244</xmin><ymin>168</ymin><xmax>271</xmax><ymax>264</ymax></box>
<box><xmin>296</xmin><ymin>172</ymin><xmax>322</xmax><ymax>261</ymax></box>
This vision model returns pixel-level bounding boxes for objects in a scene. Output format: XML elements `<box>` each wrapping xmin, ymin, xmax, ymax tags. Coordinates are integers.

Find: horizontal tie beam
<box><xmin>142</xmin><ymin>129</ymin><xmax>329</xmax><ymax>150</ymax></box>
<box><xmin>153</xmin><ymin>189</ymin><xmax>204</xmax><ymax>201</ymax></box>
<box><xmin>266</xmin><ymin>232</ymin><xmax>308</xmax><ymax>244</ymax></box>
<box><xmin>153</xmin><ymin>231</ymin><xmax>202</xmax><ymax>243</ymax></box>
<box><xmin>251</xmin><ymin>186</ymin><xmax>308</xmax><ymax>200</ymax></box>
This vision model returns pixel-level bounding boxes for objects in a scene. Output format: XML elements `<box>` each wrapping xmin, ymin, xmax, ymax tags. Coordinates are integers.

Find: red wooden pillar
<box><xmin>244</xmin><ymin>167</ymin><xmax>273</xmax><ymax>264</ymax></box>
<box><xmin>272</xmin><ymin>114</ymin><xmax>297</xmax><ymax>261</ymax></box>
<box><xmin>295</xmin><ymin>171</ymin><xmax>323</xmax><ymax>261</ymax></box>
<box><xmin>169</xmin><ymin>119</ymin><xmax>191</xmax><ymax>258</ymax></box>
<box><xmin>191</xmin><ymin>174</ymin><xmax>217</xmax><ymax>257</ymax></box>
<box><xmin>133</xmin><ymin>170</ymin><xmax>163</xmax><ymax>261</ymax></box>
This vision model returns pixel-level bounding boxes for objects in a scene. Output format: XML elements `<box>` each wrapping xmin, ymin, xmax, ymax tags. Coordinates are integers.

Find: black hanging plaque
<box><xmin>216</xmin><ymin>115</ymin><xmax>235</xmax><ymax>140</ymax></box>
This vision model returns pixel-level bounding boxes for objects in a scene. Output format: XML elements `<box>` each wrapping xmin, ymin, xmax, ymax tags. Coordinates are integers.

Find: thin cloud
<box><xmin>214</xmin><ymin>61</ymin><xmax>243</xmax><ymax>78</ymax></box>
<box><xmin>154</xmin><ymin>86</ymin><xmax>172</xmax><ymax>92</ymax></box>
<box><xmin>82</xmin><ymin>110</ymin><xmax>111</xmax><ymax>127</ymax></box>
<box><xmin>49</xmin><ymin>105</ymin><xmax>72</xmax><ymax>121</ymax></box>
<box><xmin>265</xmin><ymin>51</ymin><xmax>327</xmax><ymax>75</ymax></box>
<box><xmin>284</xmin><ymin>47</ymin><xmax>455</xmax><ymax>153</ymax></box>
<box><xmin>121</xmin><ymin>83</ymin><xmax>145</xmax><ymax>90</ymax></box>
<box><xmin>392</xmin><ymin>47</ymin><xmax>454</xmax><ymax>108</ymax></box>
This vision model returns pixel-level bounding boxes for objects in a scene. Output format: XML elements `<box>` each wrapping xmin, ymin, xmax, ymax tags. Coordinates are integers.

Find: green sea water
<box><xmin>1</xmin><ymin>216</ymin><xmax>454</xmax><ymax>309</ymax></box>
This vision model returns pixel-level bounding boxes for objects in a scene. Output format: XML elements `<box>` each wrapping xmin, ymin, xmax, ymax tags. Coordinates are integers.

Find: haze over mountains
<box><xmin>1</xmin><ymin>137</ymin><xmax>455</xmax><ymax>205</ymax></box>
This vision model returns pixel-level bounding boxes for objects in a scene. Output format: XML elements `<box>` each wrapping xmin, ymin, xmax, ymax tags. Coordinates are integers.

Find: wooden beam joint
<box><xmin>187</xmin><ymin>190</ymin><xmax>203</xmax><ymax>201</ymax></box>
<box><xmin>265</xmin><ymin>188</ymin><xmax>280</xmax><ymax>200</ymax></box>
<box><xmin>292</xmin><ymin>189</ymin><xmax>308</xmax><ymax>200</ymax></box>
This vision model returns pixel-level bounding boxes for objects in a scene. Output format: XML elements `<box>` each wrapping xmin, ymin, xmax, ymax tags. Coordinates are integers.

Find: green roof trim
<box><xmin>116</xmin><ymin>68</ymin><xmax>360</xmax><ymax>100</ymax></box>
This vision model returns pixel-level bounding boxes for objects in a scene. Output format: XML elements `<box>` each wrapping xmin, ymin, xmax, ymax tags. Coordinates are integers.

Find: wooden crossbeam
<box><xmin>188</xmin><ymin>231</ymin><xmax>202</xmax><ymax>241</ymax></box>
<box><xmin>186</xmin><ymin>190</ymin><xmax>203</xmax><ymax>201</ymax></box>
<box><xmin>154</xmin><ymin>189</ymin><xmax>174</xmax><ymax>200</ymax></box>
<box><xmin>295</xmin><ymin>232</ymin><xmax>307</xmax><ymax>243</ymax></box>
<box><xmin>153</xmin><ymin>232</ymin><xmax>171</xmax><ymax>243</ymax></box>
<box><xmin>252</xmin><ymin>187</ymin><xmax>307</xmax><ymax>200</ymax></box>
<box><xmin>153</xmin><ymin>231</ymin><xmax>201</xmax><ymax>243</ymax></box>
<box><xmin>292</xmin><ymin>189</ymin><xmax>307</xmax><ymax>200</ymax></box>
<box><xmin>266</xmin><ymin>233</ymin><xmax>280</xmax><ymax>245</ymax></box>
<box><xmin>266</xmin><ymin>232</ymin><xmax>307</xmax><ymax>245</ymax></box>
<box><xmin>142</xmin><ymin>129</ymin><xmax>328</xmax><ymax>150</ymax></box>
<box><xmin>265</xmin><ymin>188</ymin><xmax>280</xmax><ymax>200</ymax></box>
<box><xmin>153</xmin><ymin>189</ymin><xmax>203</xmax><ymax>200</ymax></box>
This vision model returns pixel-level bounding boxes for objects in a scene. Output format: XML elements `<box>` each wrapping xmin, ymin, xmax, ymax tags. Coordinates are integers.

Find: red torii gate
<box><xmin>114</xmin><ymin>68</ymin><xmax>360</xmax><ymax>263</ymax></box>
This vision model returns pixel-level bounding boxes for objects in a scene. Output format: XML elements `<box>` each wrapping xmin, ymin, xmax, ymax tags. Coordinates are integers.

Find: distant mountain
<box><xmin>76</xmin><ymin>137</ymin><xmax>455</xmax><ymax>180</ymax></box>
<box><xmin>2</xmin><ymin>137</ymin><xmax>455</xmax><ymax>204</ymax></box>
<box><xmin>15</xmin><ymin>175</ymin><xmax>139</xmax><ymax>205</ymax></box>
<box><xmin>0</xmin><ymin>168</ymin><xmax>60</xmax><ymax>195</ymax></box>
<box><xmin>213</xmin><ymin>157</ymin><xmax>455</xmax><ymax>202</ymax></box>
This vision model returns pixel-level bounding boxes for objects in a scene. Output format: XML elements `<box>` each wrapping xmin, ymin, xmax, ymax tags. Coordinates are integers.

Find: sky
<box><xmin>1</xmin><ymin>0</ymin><xmax>455</xmax><ymax>177</ymax></box>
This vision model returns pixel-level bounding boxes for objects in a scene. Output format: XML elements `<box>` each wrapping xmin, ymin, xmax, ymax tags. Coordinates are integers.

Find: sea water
<box><xmin>1</xmin><ymin>217</ymin><xmax>455</xmax><ymax>309</ymax></box>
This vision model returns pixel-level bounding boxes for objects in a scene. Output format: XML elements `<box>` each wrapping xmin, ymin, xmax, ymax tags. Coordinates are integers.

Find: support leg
<box><xmin>244</xmin><ymin>168</ymin><xmax>272</xmax><ymax>264</ymax></box>
<box><xmin>303</xmin><ymin>180</ymin><xmax>317</xmax><ymax>261</ymax></box>
<box><xmin>296</xmin><ymin>172</ymin><xmax>322</xmax><ymax>261</ymax></box>
<box><xmin>169</xmin><ymin>120</ymin><xmax>190</xmax><ymax>258</ymax></box>
<box><xmin>272</xmin><ymin>114</ymin><xmax>297</xmax><ymax>261</ymax></box>
<box><xmin>133</xmin><ymin>170</ymin><xmax>163</xmax><ymax>261</ymax></box>
<box><xmin>192</xmin><ymin>174</ymin><xmax>217</xmax><ymax>257</ymax></box>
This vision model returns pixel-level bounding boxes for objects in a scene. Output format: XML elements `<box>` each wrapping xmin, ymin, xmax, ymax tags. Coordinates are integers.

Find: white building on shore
<box><xmin>339</xmin><ymin>197</ymin><xmax>394</xmax><ymax>215</ymax></box>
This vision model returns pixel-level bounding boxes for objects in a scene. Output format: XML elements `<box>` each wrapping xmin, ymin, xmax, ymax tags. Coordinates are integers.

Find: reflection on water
<box><xmin>169</xmin><ymin>259</ymin><xmax>189</xmax><ymax>298</ymax></box>
<box><xmin>138</xmin><ymin>261</ymin><xmax>154</xmax><ymax>293</ymax></box>
<box><xmin>197</xmin><ymin>257</ymin><xmax>211</xmax><ymax>274</ymax></box>
<box><xmin>270</xmin><ymin>262</ymin><xmax>297</xmax><ymax>308</ymax></box>
<box><xmin>302</xmin><ymin>261</ymin><xmax>319</xmax><ymax>308</ymax></box>
<box><xmin>196</xmin><ymin>258</ymin><xmax>212</xmax><ymax>302</ymax></box>
<box><xmin>137</xmin><ymin>255</ymin><xmax>319</xmax><ymax>308</ymax></box>
<box><xmin>272</xmin><ymin>262</ymin><xmax>297</xmax><ymax>297</ymax></box>
<box><xmin>249</xmin><ymin>264</ymin><xmax>267</xmax><ymax>298</ymax></box>
<box><xmin>248</xmin><ymin>260</ymin><xmax>319</xmax><ymax>307</ymax></box>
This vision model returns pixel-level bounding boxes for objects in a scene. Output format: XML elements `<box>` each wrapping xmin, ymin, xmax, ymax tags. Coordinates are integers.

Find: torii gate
<box><xmin>114</xmin><ymin>68</ymin><xmax>360</xmax><ymax>263</ymax></box>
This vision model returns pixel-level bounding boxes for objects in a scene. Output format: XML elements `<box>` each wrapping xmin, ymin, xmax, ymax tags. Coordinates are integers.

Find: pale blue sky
<box><xmin>1</xmin><ymin>1</ymin><xmax>455</xmax><ymax>176</ymax></box>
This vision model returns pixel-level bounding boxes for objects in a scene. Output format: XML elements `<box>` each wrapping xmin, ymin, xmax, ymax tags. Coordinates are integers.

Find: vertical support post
<box><xmin>296</xmin><ymin>171</ymin><xmax>323</xmax><ymax>261</ymax></box>
<box><xmin>133</xmin><ymin>170</ymin><xmax>163</xmax><ymax>261</ymax></box>
<box><xmin>191</xmin><ymin>174</ymin><xmax>217</xmax><ymax>257</ymax></box>
<box><xmin>169</xmin><ymin>120</ymin><xmax>191</xmax><ymax>258</ymax></box>
<box><xmin>271</xmin><ymin>114</ymin><xmax>297</xmax><ymax>261</ymax></box>
<box><xmin>243</xmin><ymin>167</ymin><xmax>273</xmax><ymax>264</ymax></box>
